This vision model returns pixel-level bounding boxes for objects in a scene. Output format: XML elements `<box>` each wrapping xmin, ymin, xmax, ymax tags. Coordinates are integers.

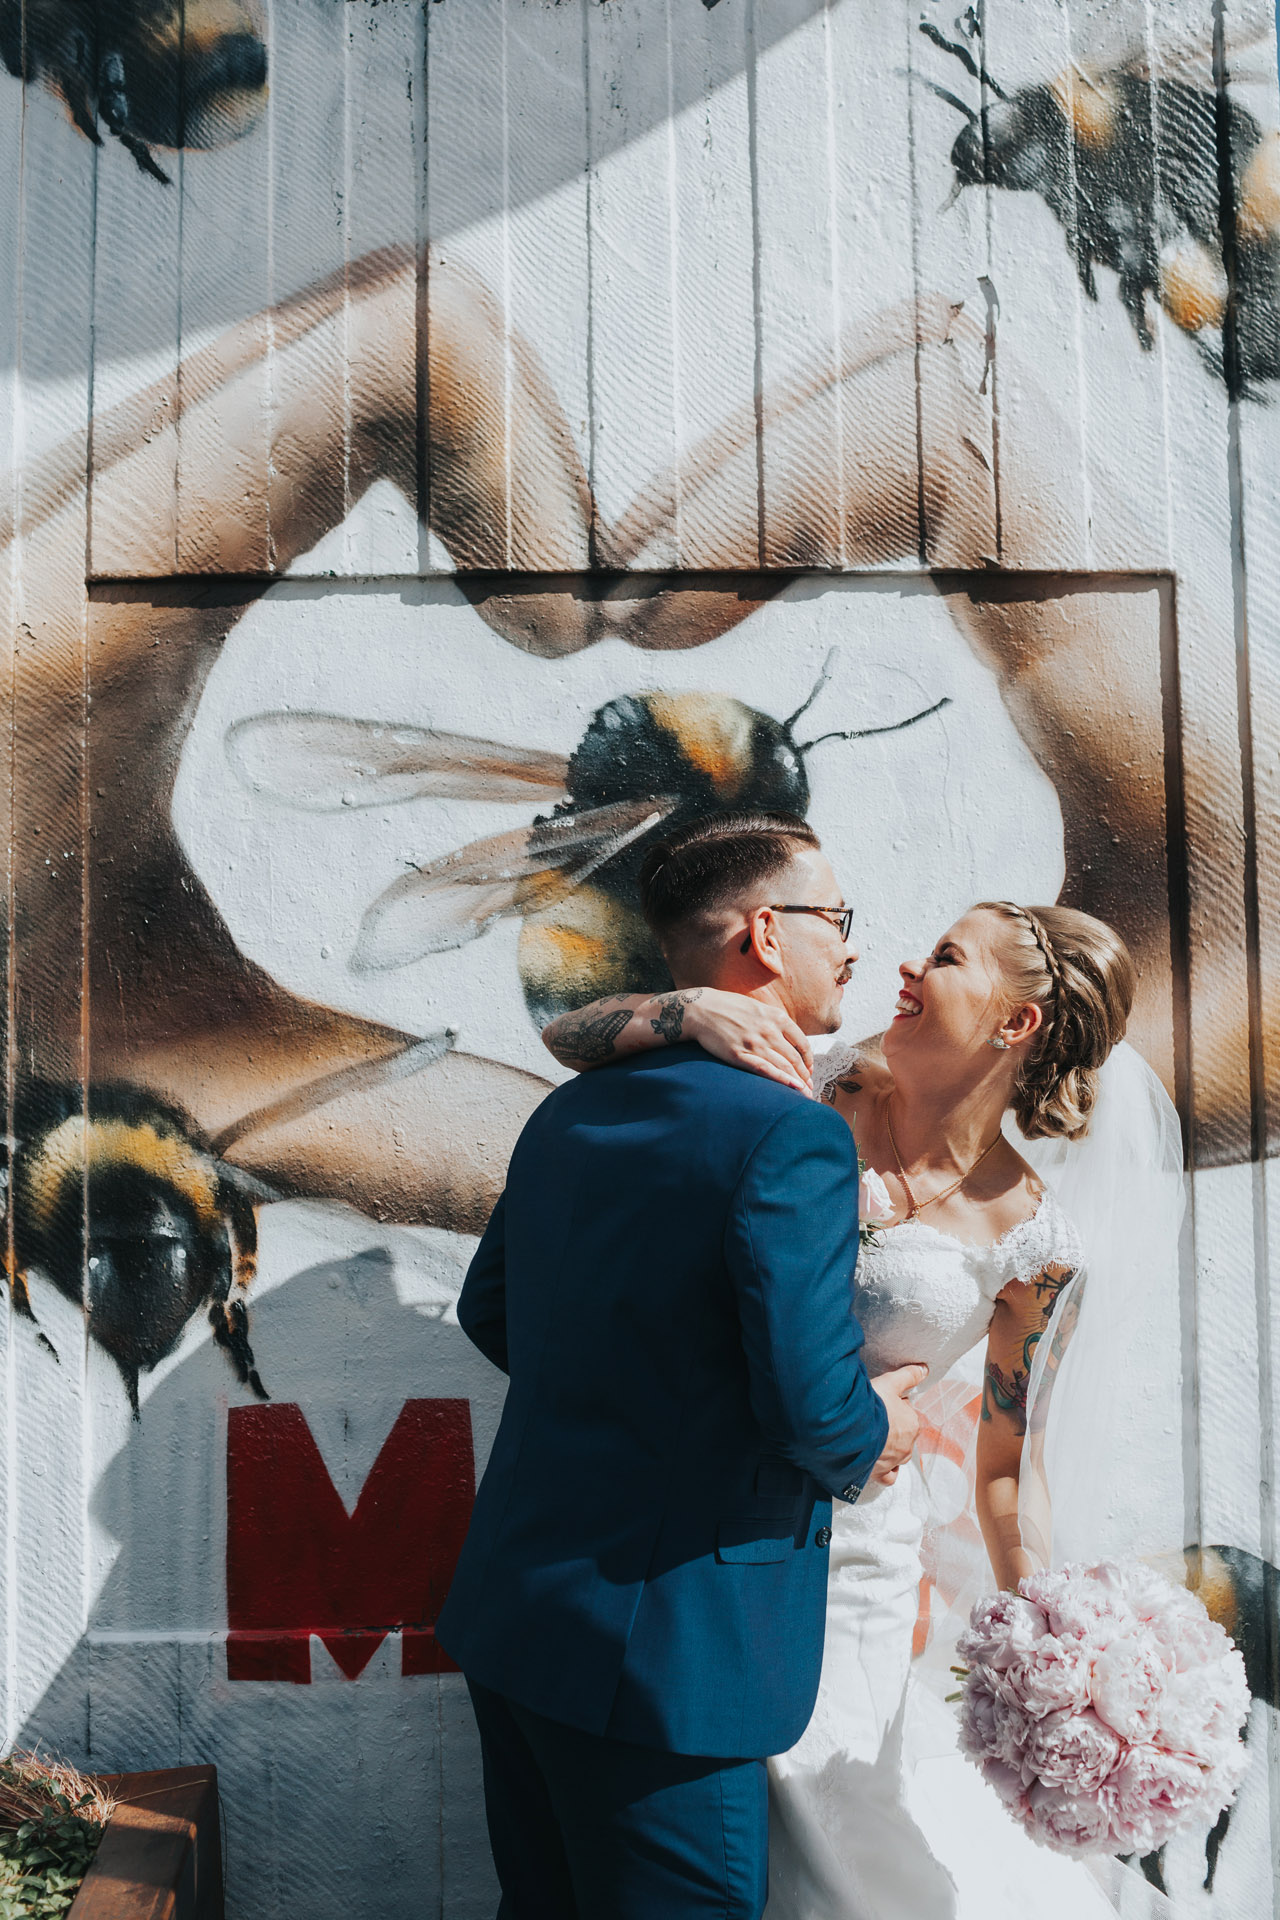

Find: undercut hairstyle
<box><xmin>639</xmin><ymin>812</ymin><xmax>821</xmax><ymax>951</ymax></box>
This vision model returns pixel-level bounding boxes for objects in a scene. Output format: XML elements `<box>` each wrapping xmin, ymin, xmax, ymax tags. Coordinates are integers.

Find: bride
<box><xmin>542</xmin><ymin>870</ymin><xmax>1185</xmax><ymax>1918</ymax></box>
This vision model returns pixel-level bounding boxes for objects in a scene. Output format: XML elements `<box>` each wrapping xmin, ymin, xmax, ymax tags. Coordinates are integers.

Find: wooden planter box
<box><xmin>67</xmin><ymin>1767</ymin><xmax>223</xmax><ymax>1920</ymax></box>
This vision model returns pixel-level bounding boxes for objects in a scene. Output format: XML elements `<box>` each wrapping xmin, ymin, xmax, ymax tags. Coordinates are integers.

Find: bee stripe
<box><xmin>24</xmin><ymin>1117</ymin><xmax>222</xmax><ymax>1233</ymax></box>
<box><xmin>645</xmin><ymin>693</ymin><xmax>755</xmax><ymax>800</ymax></box>
<box><xmin>1047</xmin><ymin>67</ymin><xmax>1120</xmax><ymax>150</ymax></box>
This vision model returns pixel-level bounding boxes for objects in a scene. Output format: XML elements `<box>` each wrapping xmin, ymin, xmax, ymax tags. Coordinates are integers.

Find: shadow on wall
<box><xmin>2</xmin><ymin>0</ymin><xmax>837</xmax><ymax>373</ymax></box>
<box><xmin>18</xmin><ymin>1230</ymin><xmax>504</xmax><ymax>1920</ymax></box>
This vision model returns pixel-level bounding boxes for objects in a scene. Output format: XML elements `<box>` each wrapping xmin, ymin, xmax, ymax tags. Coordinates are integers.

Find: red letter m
<box><xmin>227</xmin><ymin>1400</ymin><xmax>474</xmax><ymax>1682</ymax></box>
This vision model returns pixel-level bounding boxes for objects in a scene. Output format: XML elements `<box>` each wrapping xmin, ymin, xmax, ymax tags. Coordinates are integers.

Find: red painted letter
<box><xmin>226</xmin><ymin>1400</ymin><xmax>474</xmax><ymax>1682</ymax></box>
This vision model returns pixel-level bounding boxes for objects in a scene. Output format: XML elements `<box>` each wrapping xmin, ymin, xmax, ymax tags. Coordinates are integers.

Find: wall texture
<box><xmin>1</xmin><ymin>1</ymin><xmax>1279</xmax><ymax>1914</ymax></box>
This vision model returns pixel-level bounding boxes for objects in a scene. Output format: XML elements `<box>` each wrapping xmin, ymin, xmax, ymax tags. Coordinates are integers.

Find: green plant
<box><xmin>0</xmin><ymin>1754</ymin><xmax>114</xmax><ymax>1920</ymax></box>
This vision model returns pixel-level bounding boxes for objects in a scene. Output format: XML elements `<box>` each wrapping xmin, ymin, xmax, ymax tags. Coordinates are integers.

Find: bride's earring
<box><xmin>987</xmin><ymin>1034</ymin><xmax>1010</xmax><ymax>1050</ymax></box>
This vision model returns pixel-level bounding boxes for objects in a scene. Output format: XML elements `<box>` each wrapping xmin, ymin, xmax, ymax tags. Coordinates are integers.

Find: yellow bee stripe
<box><xmin>24</xmin><ymin>1117</ymin><xmax>221</xmax><ymax>1233</ymax></box>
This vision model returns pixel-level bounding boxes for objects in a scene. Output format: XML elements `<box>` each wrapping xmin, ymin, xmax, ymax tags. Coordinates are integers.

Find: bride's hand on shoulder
<box><xmin>540</xmin><ymin>986</ymin><xmax>813</xmax><ymax>1092</ymax></box>
<box><xmin>681</xmin><ymin>989</ymin><xmax>813</xmax><ymax>1093</ymax></box>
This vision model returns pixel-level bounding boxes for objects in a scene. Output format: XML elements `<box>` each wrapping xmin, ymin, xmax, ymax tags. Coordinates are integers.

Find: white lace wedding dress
<box><xmin>765</xmin><ymin>1065</ymin><xmax>1130</xmax><ymax>1920</ymax></box>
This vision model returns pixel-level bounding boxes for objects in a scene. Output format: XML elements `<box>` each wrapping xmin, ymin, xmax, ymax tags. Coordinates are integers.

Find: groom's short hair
<box><xmin>639</xmin><ymin>812</ymin><xmax>820</xmax><ymax>951</ymax></box>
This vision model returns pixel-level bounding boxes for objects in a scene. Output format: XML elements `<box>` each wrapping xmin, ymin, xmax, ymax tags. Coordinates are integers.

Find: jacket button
<box><xmin>815</xmin><ymin>1526</ymin><xmax>832</xmax><ymax>1549</ymax></box>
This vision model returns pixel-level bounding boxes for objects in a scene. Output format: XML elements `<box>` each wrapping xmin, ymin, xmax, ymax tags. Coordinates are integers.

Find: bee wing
<box><xmin>351</xmin><ymin>796</ymin><xmax>678</xmax><ymax>974</ymax></box>
<box><xmin>1093</xmin><ymin>7</ymin><xmax>1272</xmax><ymax>87</ymax></box>
<box><xmin>211</xmin><ymin>1030</ymin><xmax>458</xmax><ymax>1156</ymax></box>
<box><xmin>225</xmin><ymin>711</ymin><xmax>571</xmax><ymax>811</ymax></box>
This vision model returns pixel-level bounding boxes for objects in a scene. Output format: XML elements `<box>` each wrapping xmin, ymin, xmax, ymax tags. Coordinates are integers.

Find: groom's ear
<box><xmin>741</xmin><ymin>906</ymin><xmax>786</xmax><ymax>978</ymax></box>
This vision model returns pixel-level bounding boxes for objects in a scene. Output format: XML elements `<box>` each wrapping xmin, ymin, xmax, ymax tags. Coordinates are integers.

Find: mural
<box><xmin>923</xmin><ymin>11</ymin><xmax>1280</xmax><ymax>396</ymax></box>
<box><xmin>1</xmin><ymin>0</ymin><xmax>1279</xmax><ymax>1916</ymax></box>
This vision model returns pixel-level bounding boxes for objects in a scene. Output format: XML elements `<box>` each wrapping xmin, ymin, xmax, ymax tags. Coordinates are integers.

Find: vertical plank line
<box><xmin>78</xmin><ymin>129</ymin><xmax>100</xmax><ymax>1648</ymax></box>
<box><xmin>664</xmin><ymin>0</ymin><xmax>683</xmax><ymax>559</ymax></box>
<box><xmin>1210</xmin><ymin>0</ymin><xmax>1279</xmax><ymax>1808</ymax></box>
<box><xmin>903</xmin><ymin>3</ymin><xmax>926</xmax><ymax>564</ymax></box>
<box><xmin>173</xmin><ymin>5</ymin><xmax>188</xmax><ymax>572</ymax></box>
<box><xmin>579</xmin><ymin>0</ymin><xmax>600</xmax><ymax>570</ymax></box>
<box><xmin>1</xmin><ymin>0</ymin><xmax>25</xmax><ymax>1747</ymax></box>
<box><xmin>744</xmin><ymin>0</ymin><xmax>766</xmax><ymax>567</ymax></box>
<box><xmin>821</xmin><ymin>0</ymin><xmax>847</xmax><ymax>569</ymax></box>
<box><xmin>500</xmin><ymin>0</ymin><xmax>513</xmax><ymax>568</ymax></box>
<box><xmin>264</xmin><ymin>0</ymin><xmax>278</xmax><ymax>571</ymax></box>
<box><xmin>977</xmin><ymin>0</ymin><xmax>1002</xmax><ymax>563</ymax></box>
<box><xmin>416</xmin><ymin>0</ymin><xmax>431</xmax><ymax>573</ymax></box>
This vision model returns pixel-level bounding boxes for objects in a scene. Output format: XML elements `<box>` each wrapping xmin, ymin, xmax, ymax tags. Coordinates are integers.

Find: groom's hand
<box><xmin>868</xmin><ymin>1363</ymin><xmax>928</xmax><ymax>1485</ymax></box>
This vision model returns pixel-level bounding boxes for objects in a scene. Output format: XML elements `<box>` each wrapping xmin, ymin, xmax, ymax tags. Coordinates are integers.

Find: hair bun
<box><xmin>976</xmin><ymin>901</ymin><xmax>1136</xmax><ymax>1141</ymax></box>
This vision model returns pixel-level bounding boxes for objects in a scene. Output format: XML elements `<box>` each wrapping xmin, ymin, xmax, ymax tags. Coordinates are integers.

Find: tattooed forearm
<box><xmin>650</xmin><ymin>988</ymin><xmax>703</xmax><ymax>1044</ymax></box>
<box><xmin>555</xmin><ymin>1006</ymin><xmax>635</xmax><ymax>1064</ymax></box>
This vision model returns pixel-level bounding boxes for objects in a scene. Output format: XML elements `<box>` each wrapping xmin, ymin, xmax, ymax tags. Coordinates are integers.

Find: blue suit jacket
<box><xmin>435</xmin><ymin>1044</ymin><xmax>888</xmax><ymax>1759</ymax></box>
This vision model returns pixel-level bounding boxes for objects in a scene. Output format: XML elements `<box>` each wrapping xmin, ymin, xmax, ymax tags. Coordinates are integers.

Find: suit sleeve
<box><xmin>456</xmin><ymin>1191</ymin><xmax>509</xmax><ymax>1374</ymax></box>
<box><xmin>724</xmin><ymin>1101</ymin><xmax>888</xmax><ymax>1500</ymax></box>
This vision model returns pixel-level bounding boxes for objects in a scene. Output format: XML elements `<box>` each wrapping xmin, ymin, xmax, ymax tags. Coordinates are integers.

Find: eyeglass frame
<box><xmin>739</xmin><ymin>904</ymin><xmax>854</xmax><ymax>954</ymax></box>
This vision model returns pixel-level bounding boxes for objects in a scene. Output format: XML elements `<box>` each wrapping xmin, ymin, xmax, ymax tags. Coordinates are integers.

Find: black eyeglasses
<box><xmin>740</xmin><ymin>905</ymin><xmax>854</xmax><ymax>953</ymax></box>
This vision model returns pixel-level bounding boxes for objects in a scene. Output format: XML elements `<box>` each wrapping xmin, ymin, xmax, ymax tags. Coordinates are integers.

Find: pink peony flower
<box><xmin>858</xmin><ymin>1164</ymin><xmax>895</xmax><ymax>1226</ymax></box>
<box><xmin>1022</xmin><ymin>1565</ymin><xmax>1134</xmax><ymax>1643</ymax></box>
<box><xmin>1023</xmin><ymin>1708</ymin><xmax>1122</xmax><ymax>1792</ymax></box>
<box><xmin>957</xmin><ymin>1669</ymin><xmax>1003</xmax><ymax>1761</ymax></box>
<box><xmin>1104</xmin><ymin>1744</ymin><xmax>1207</xmax><ymax>1855</ymax></box>
<box><xmin>1002</xmin><ymin>1634</ymin><xmax>1093</xmax><ymax>1720</ymax></box>
<box><xmin>1026</xmin><ymin>1782</ymin><xmax>1116</xmax><ymax>1855</ymax></box>
<box><xmin>957</xmin><ymin>1592</ymin><xmax>1047</xmax><ymax>1673</ymax></box>
<box><xmin>960</xmin><ymin>1563</ymin><xmax>1252</xmax><ymax>1859</ymax></box>
<box><xmin>1090</xmin><ymin>1633</ymin><xmax>1173</xmax><ymax>1742</ymax></box>
<box><xmin>979</xmin><ymin>1757</ymin><xmax>1029</xmax><ymax>1813</ymax></box>
<box><xmin>1157</xmin><ymin>1650</ymin><xmax>1249</xmax><ymax>1752</ymax></box>
<box><xmin>1116</xmin><ymin>1562</ymin><xmax>1204</xmax><ymax>1630</ymax></box>
<box><xmin>1200</xmin><ymin>1744</ymin><xmax>1250</xmax><ymax>1820</ymax></box>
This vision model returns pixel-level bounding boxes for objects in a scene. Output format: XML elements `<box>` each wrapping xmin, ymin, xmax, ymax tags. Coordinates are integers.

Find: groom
<box><xmin>436</xmin><ymin>812</ymin><xmax>923</xmax><ymax>1918</ymax></box>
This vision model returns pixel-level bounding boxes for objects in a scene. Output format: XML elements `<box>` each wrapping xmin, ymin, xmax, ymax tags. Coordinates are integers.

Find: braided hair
<box><xmin>975</xmin><ymin>901</ymin><xmax>1136</xmax><ymax>1140</ymax></box>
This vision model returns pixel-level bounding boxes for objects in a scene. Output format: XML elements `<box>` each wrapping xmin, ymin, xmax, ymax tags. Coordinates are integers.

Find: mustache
<box><xmin>836</xmin><ymin>962</ymin><xmax>854</xmax><ymax>985</ymax></box>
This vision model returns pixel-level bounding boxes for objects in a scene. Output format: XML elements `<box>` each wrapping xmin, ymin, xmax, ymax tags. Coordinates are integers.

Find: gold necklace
<box><xmin>885</xmin><ymin>1100</ymin><xmax>1004</xmax><ymax>1222</ymax></box>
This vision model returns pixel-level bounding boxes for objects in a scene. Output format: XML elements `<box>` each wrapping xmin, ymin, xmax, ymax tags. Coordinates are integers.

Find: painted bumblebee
<box><xmin>227</xmin><ymin>659</ymin><xmax>949</xmax><ymax>1027</ymax></box>
<box><xmin>4</xmin><ymin>1034</ymin><xmax>452</xmax><ymax>1413</ymax></box>
<box><xmin>1</xmin><ymin>0</ymin><xmax>268</xmax><ymax>183</ymax></box>
<box><xmin>923</xmin><ymin>18</ymin><xmax>1280</xmax><ymax>398</ymax></box>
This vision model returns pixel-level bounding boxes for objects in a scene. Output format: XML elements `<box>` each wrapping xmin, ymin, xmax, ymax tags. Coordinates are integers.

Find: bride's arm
<box><xmin>975</xmin><ymin>1263</ymin><xmax>1075</xmax><ymax>1589</ymax></box>
<box><xmin>541</xmin><ymin>989</ymin><xmax>813</xmax><ymax>1091</ymax></box>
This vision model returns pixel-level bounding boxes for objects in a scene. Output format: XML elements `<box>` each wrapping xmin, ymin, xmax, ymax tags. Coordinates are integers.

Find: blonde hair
<box><xmin>974</xmin><ymin>902</ymin><xmax>1136</xmax><ymax>1141</ymax></box>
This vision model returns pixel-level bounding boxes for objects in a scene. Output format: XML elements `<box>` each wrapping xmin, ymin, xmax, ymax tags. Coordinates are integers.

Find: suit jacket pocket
<box><xmin>715</xmin><ymin>1514</ymin><xmax>798</xmax><ymax>1565</ymax></box>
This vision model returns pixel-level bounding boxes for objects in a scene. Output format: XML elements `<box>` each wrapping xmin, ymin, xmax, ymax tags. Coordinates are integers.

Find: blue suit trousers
<box><xmin>466</xmin><ymin>1679</ymin><xmax>768</xmax><ymax>1920</ymax></box>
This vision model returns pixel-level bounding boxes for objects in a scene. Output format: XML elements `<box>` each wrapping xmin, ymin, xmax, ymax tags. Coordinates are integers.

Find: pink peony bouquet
<box><xmin>955</xmin><ymin>1562</ymin><xmax>1250</xmax><ymax>1857</ymax></box>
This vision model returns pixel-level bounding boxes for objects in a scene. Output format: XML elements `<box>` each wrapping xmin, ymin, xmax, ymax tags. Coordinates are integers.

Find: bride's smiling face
<box><xmin>882</xmin><ymin>909</ymin><xmax>1026</xmax><ymax>1069</ymax></box>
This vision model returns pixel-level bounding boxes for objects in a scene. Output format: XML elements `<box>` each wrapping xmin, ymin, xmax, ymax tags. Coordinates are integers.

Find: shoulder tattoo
<box><xmin>822</xmin><ymin>1071</ymin><xmax>862</xmax><ymax>1106</ymax></box>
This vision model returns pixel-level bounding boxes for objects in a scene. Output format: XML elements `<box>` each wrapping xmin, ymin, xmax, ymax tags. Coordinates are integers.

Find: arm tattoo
<box><xmin>555</xmin><ymin>1006</ymin><xmax>635</xmax><ymax>1064</ymax></box>
<box><xmin>981</xmin><ymin>1262</ymin><xmax>1076</xmax><ymax>1436</ymax></box>
<box><xmin>650</xmin><ymin>988</ymin><xmax>703</xmax><ymax>1044</ymax></box>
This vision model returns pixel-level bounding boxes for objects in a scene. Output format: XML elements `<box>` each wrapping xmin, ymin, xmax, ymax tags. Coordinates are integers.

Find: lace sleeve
<box><xmin>811</xmin><ymin>1043</ymin><xmax>865</xmax><ymax>1104</ymax></box>
<box><xmin>987</xmin><ymin>1191</ymin><xmax>1085</xmax><ymax>1297</ymax></box>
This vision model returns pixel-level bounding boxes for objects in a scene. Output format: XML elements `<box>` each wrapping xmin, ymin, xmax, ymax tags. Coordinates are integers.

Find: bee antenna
<box><xmin>918</xmin><ymin>76</ymin><xmax>981</xmax><ymax>126</ymax></box>
<box><xmin>800</xmin><ymin>695</ymin><xmax>951</xmax><ymax>754</ymax></box>
<box><xmin>786</xmin><ymin>649</ymin><xmax>840</xmax><ymax>732</ymax></box>
<box><xmin>918</xmin><ymin>21</ymin><xmax>1008</xmax><ymax>100</ymax></box>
